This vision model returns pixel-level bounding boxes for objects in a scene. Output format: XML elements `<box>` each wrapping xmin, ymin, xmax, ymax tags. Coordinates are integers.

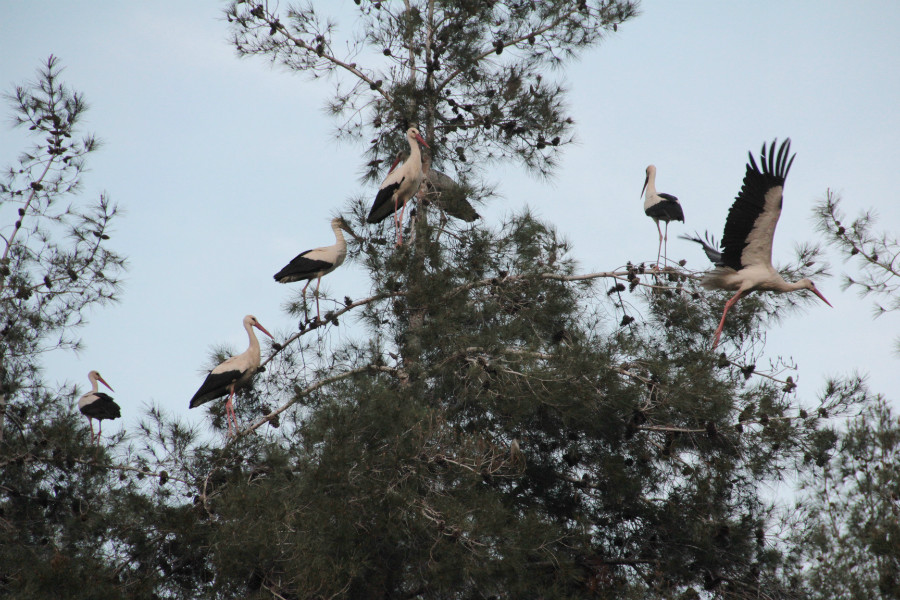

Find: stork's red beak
<box><xmin>254</xmin><ymin>322</ymin><xmax>274</xmax><ymax>339</ymax></box>
<box><xmin>97</xmin><ymin>375</ymin><xmax>114</xmax><ymax>392</ymax></box>
<box><xmin>414</xmin><ymin>133</ymin><xmax>430</xmax><ymax>148</ymax></box>
<box><xmin>388</xmin><ymin>155</ymin><xmax>403</xmax><ymax>174</ymax></box>
<box><xmin>812</xmin><ymin>287</ymin><xmax>832</xmax><ymax>308</ymax></box>
<box><xmin>641</xmin><ymin>174</ymin><xmax>649</xmax><ymax>199</ymax></box>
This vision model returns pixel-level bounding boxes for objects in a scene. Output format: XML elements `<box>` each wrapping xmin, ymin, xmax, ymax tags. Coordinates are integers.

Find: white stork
<box><xmin>386</xmin><ymin>151</ymin><xmax>480</xmax><ymax>223</ymax></box>
<box><xmin>189</xmin><ymin>315</ymin><xmax>274</xmax><ymax>436</ymax></box>
<box><xmin>642</xmin><ymin>165</ymin><xmax>684</xmax><ymax>269</ymax></box>
<box><xmin>78</xmin><ymin>370</ymin><xmax>120</xmax><ymax>445</ymax></box>
<box><xmin>274</xmin><ymin>217</ymin><xmax>359</xmax><ymax>321</ymax></box>
<box><xmin>681</xmin><ymin>138</ymin><xmax>831</xmax><ymax>348</ymax></box>
<box><xmin>367</xmin><ymin>127</ymin><xmax>430</xmax><ymax>245</ymax></box>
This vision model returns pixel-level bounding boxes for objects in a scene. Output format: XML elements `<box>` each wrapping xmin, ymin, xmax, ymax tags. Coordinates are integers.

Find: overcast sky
<box><xmin>3</xmin><ymin>1</ymin><xmax>898</xmax><ymax>438</ymax></box>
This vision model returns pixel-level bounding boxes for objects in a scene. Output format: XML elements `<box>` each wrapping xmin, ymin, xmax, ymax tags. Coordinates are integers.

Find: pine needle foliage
<box><xmin>784</xmin><ymin>393</ymin><xmax>900</xmax><ymax>600</ymax></box>
<box><xmin>118</xmin><ymin>2</ymin><xmax>853</xmax><ymax>598</ymax></box>
<box><xmin>1</xmin><ymin>6</ymin><xmax>871</xmax><ymax>600</ymax></box>
<box><xmin>814</xmin><ymin>189</ymin><xmax>900</xmax><ymax>351</ymax></box>
<box><xmin>0</xmin><ymin>58</ymin><xmax>128</xmax><ymax>598</ymax></box>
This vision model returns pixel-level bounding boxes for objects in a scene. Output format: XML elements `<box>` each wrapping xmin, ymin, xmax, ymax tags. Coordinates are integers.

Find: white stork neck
<box><xmin>407</xmin><ymin>134</ymin><xmax>422</xmax><ymax>167</ymax></box>
<box><xmin>331</xmin><ymin>221</ymin><xmax>346</xmax><ymax>247</ymax></box>
<box><xmin>642</xmin><ymin>171</ymin><xmax>658</xmax><ymax>211</ymax></box>
<box><xmin>782</xmin><ymin>279</ymin><xmax>809</xmax><ymax>293</ymax></box>
<box><xmin>245</xmin><ymin>320</ymin><xmax>260</xmax><ymax>355</ymax></box>
<box><xmin>643</xmin><ymin>169</ymin><xmax>657</xmax><ymax>196</ymax></box>
<box><xmin>90</xmin><ymin>375</ymin><xmax>99</xmax><ymax>394</ymax></box>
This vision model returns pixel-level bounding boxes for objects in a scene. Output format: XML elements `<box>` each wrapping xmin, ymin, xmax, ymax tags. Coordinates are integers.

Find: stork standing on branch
<box><xmin>274</xmin><ymin>217</ymin><xmax>359</xmax><ymax>321</ymax></box>
<box><xmin>681</xmin><ymin>138</ymin><xmax>831</xmax><ymax>348</ymax></box>
<box><xmin>367</xmin><ymin>127</ymin><xmax>429</xmax><ymax>245</ymax></box>
<box><xmin>78</xmin><ymin>370</ymin><xmax>120</xmax><ymax>446</ymax></box>
<box><xmin>189</xmin><ymin>315</ymin><xmax>274</xmax><ymax>436</ymax></box>
<box><xmin>642</xmin><ymin>164</ymin><xmax>684</xmax><ymax>269</ymax></box>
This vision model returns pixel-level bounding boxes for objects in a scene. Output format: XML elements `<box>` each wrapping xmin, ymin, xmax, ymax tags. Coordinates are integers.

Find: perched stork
<box><xmin>274</xmin><ymin>217</ymin><xmax>359</xmax><ymax>321</ymax></box>
<box><xmin>682</xmin><ymin>138</ymin><xmax>831</xmax><ymax>348</ymax></box>
<box><xmin>424</xmin><ymin>168</ymin><xmax>480</xmax><ymax>222</ymax></box>
<box><xmin>78</xmin><ymin>370</ymin><xmax>120</xmax><ymax>445</ymax></box>
<box><xmin>367</xmin><ymin>127</ymin><xmax>430</xmax><ymax>245</ymax></box>
<box><xmin>386</xmin><ymin>151</ymin><xmax>479</xmax><ymax>223</ymax></box>
<box><xmin>642</xmin><ymin>165</ymin><xmax>684</xmax><ymax>269</ymax></box>
<box><xmin>189</xmin><ymin>315</ymin><xmax>274</xmax><ymax>436</ymax></box>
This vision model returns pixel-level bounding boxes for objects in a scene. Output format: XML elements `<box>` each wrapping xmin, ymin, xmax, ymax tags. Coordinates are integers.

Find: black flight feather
<box><xmin>80</xmin><ymin>394</ymin><xmax>121</xmax><ymax>420</ymax></box>
<box><xmin>189</xmin><ymin>369</ymin><xmax>244</xmax><ymax>408</ymax></box>
<box><xmin>273</xmin><ymin>252</ymin><xmax>332</xmax><ymax>283</ymax></box>
<box><xmin>680</xmin><ymin>230</ymin><xmax>723</xmax><ymax>265</ymax></box>
<box><xmin>645</xmin><ymin>196</ymin><xmax>684</xmax><ymax>222</ymax></box>
<box><xmin>720</xmin><ymin>138</ymin><xmax>794</xmax><ymax>271</ymax></box>
<box><xmin>367</xmin><ymin>180</ymin><xmax>404</xmax><ymax>223</ymax></box>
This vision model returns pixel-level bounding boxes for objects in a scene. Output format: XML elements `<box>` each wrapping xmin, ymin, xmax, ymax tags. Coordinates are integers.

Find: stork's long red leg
<box><xmin>301</xmin><ymin>280</ymin><xmax>311</xmax><ymax>318</ymax></box>
<box><xmin>225</xmin><ymin>387</ymin><xmax>236</xmax><ymax>436</ymax></box>
<box><xmin>712</xmin><ymin>290</ymin><xmax>744</xmax><ymax>348</ymax></box>
<box><xmin>315</xmin><ymin>276</ymin><xmax>322</xmax><ymax>322</ymax></box>
<box><xmin>393</xmin><ymin>194</ymin><xmax>402</xmax><ymax>246</ymax></box>
<box><xmin>397</xmin><ymin>200</ymin><xmax>408</xmax><ymax>246</ymax></box>
<box><xmin>662</xmin><ymin>221</ymin><xmax>670</xmax><ymax>267</ymax></box>
<box><xmin>655</xmin><ymin>220</ymin><xmax>664</xmax><ymax>269</ymax></box>
<box><xmin>88</xmin><ymin>417</ymin><xmax>95</xmax><ymax>445</ymax></box>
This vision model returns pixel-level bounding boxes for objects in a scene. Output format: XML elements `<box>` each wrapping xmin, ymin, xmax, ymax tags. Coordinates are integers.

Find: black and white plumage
<box><xmin>642</xmin><ymin>164</ymin><xmax>684</xmax><ymax>268</ymax></box>
<box><xmin>78</xmin><ymin>370</ymin><xmax>120</xmax><ymax>445</ymax></box>
<box><xmin>274</xmin><ymin>217</ymin><xmax>358</xmax><ymax>321</ymax></box>
<box><xmin>680</xmin><ymin>230</ymin><xmax>722</xmax><ymax>265</ymax></box>
<box><xmin>682</xmin><ymin>138</ymin><xmax>831</xmax><ymax>348</ymax></box>
<box><xmin>367</xmin><ymin>127</ymin><xmax>430</xmax><ymax>245</ymax></box>
<box><xmin>385</xmin><ymin>152</ymin><xmax>479</xmax><ymax>223</ymax></box>
<box><xmin>189</xmin><ymin>315</ymin><xmax>274</xmax><ymax>435</ymax></box>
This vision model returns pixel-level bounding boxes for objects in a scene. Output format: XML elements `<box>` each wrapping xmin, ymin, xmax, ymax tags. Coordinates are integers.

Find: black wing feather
<box><xmin>189</xmin><ymin>369</ymin><xmax>242</xmax><ymax>408</ymax></box>
<box><xmin>679</xmin><ymin>231</ymin><xmax>723</xmax><ymax>265</ymax></box>
<box><xmin>645</xmin><ymin>198</ymin><xmax>684</xmax><ymax>222</ymax></box>
<box><xmin>80</xmin><ymin>394</ymin><xmax>121</xmax><ymax>420</ymax></box>
<box><xmin>720</xmin><ymin>138</ymin><xmax>794</xmax><ymax>271</ymax></box>
<box><xmin>273</xmin><ymin>252</ymin><xmax>332</xmax><ymax>283</ymax></box>
<box><xmin>367</xmin><ymin>181</ymin><xmax>403</xmax><ymax>223</ymax></box>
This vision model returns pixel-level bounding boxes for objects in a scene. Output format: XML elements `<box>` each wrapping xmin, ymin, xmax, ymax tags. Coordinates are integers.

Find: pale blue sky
<box><xmin>2</xmin><ymin>1</ymin><xmax>898</xmax><ymax>437</ymax></box>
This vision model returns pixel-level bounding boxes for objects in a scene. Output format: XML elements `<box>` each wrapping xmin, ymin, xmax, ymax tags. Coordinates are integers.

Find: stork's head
<box><xmin>641</xmin><ymin>164</ymin><xmax>656</xmax><ymax>199</ymax></box>
<box><xmin>88</xmin><ymin>370</ymin><xmax>114</xmax><ymax>392</ymax></box>
<box><xmin>407</xmin><ymin>127</ymin><xmax>429</xmax><ymax>148</ymax></box>
<box><xmin>244</xmin><ymin>315</ymin><xmax>274</xmax><ymax>339</ymax></box>
<box><xmin>797</xmin><ymin>279</ymin><xmax>833</xmax><ymax>307</ymax></box>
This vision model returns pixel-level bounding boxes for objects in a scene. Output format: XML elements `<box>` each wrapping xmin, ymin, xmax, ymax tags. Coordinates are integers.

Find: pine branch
<box><xmin>435</xmin><ymin>5</ymin><xmax>582</xmax><ymax>95</ymax></box>
<box><xmin>239</xmin><ymin>364</ymin><xmax>400</xmax><ymax>434</ymax></box>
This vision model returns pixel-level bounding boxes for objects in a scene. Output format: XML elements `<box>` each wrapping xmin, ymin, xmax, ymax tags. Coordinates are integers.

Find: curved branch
<box><xmin>435</xmin><ymin>6</ymin><xmax>581</xmax><ymax>95</ymax></box>
<box><xmin>241</xmin><ymin>364</ymin><xmax>398</xmax><ymax>434</ymax></box>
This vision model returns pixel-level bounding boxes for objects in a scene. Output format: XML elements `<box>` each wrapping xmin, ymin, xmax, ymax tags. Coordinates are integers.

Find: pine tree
<box><xmin>7</xmin><ymin>4</ymin><xmax>865</xmax><ymax>599</ymax></box>
<box><xmin>107</xmin><ymin>2</ymin><xmax>860</xmax><ymax>598</ymax></box>
<box><xmin>0</xmin><ymin>57</ymin><xmax>129</xmax><ymax>597</ymax></box>
<box><xmin>814</xmin><ymin>190</ymin><xmax>900</xmax><ymax>352</ymax></box>
<box><xmin>784</xmin><ymin>392</ymin><xmax>900</xmax><ymax>599</ymax></box>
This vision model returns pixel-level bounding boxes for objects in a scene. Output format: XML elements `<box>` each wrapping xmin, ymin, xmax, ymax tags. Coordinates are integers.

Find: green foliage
<box><xmin>785</xmin><ymin>394</ymin><xmax>900</xmax><ymax>600</ymax></box>
<box><xmin>226</xmin><ymin>0</ymin><xmax>637</xmax><ymax>181</ymax></box>
<box><xmin>0</xmin><ymin>58</ymin><xmax>128</xmax><ymax>598</ymax></box>
<box><xmin>815</xmin><ymin>189</ymin><xmax>900</xmax><ymax>351</ymax></box>
<box><xmin>0</xmin><ymin>55</ymin><xmax>125</xmax><ymax>409</ymax></box>
<box><xmin>1</xmin><ymin>6</ymin><xmax>885</xmax><ymax>600</ymax></box>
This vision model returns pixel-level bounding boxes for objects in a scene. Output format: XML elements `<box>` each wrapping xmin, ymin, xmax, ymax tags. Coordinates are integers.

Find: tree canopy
<box><xmin>1</xmin><ymin>4</ymin><xmax>891</xmax><ymax>600</ymax></box>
